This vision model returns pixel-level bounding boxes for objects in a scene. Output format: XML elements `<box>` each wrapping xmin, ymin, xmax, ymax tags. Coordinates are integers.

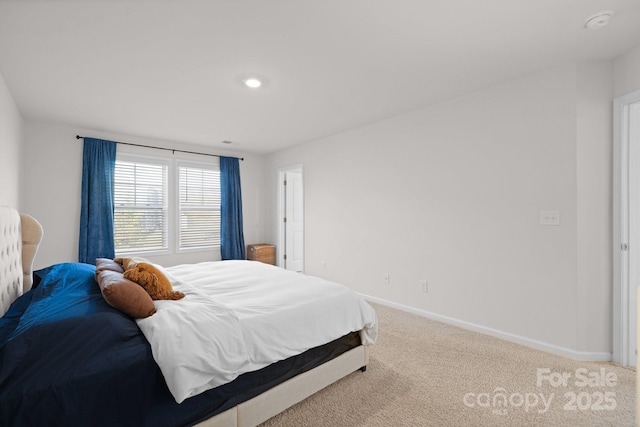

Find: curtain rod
<box><xmin>76</xmin><ymin>135</ymin><xmax>244</xmax><ymax>161</ymax></box>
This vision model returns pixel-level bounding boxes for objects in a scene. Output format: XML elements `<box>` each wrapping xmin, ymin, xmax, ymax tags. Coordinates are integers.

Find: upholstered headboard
<box><xmin>0</xmin><ymin>207</ymin><xmax>44</xmax><ymax>317</ymax></box>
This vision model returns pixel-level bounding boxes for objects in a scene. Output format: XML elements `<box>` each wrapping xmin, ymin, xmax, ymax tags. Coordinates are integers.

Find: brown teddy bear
<box><xmin>114</xmin><ymin>257</ymin><xmax>185</xmax><ymax>301</ymax></box>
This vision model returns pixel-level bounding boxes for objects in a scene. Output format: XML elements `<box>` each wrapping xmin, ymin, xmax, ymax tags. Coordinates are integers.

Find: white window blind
<box><xmin>178</xmin><ymin>163</ymin><xmax>221</xmax><ymax>250</ymax></box>
<box><xmin>114</xmin><ymin>158</ymin><xmax>168</xmax><ymax>253</ymax></box>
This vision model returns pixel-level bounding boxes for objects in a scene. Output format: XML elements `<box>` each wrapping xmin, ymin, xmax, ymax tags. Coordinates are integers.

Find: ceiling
<box><xmin>0</xmin><ymin>0</ymin><xmax>639</xmax><ymax>154</ymax></box>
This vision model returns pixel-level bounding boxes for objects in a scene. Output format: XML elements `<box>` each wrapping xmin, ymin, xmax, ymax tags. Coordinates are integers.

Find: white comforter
<box><xmin>136</xmin><ymin>260</ymin><xmax>377</xmax><ymax>403</ymax></box>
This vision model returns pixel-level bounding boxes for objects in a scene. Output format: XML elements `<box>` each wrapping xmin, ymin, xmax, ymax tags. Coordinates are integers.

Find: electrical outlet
<box><xmin>540</xmin><ymin>210</ymin><xmax>560</xmax><ymax>226</ymax></box>
<box><xmin>384</xmin><ymin>273</ymin><xmax>390</xmax><ymax>284</ymax></box>
<box><xmin>420</xmin><ymin>280</ymin><xmax>428</xmax><ymax>293</ymax></box>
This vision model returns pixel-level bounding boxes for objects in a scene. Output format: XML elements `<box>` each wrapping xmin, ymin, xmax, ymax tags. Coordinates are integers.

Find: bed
<box><xmin>0</xmin><ymin>206</ymin><xmax>377</xmax><ymax>426</ymax></box>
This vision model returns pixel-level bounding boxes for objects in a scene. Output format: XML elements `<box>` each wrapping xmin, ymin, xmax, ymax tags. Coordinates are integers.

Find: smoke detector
<box><xmin>584</xmin><ymin>10</ymin><xmax>614</xmax><ymax>30</ymax></box>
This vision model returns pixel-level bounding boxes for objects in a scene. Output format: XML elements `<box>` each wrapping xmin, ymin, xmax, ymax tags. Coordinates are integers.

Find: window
<box><xmin>113</xmin><ymin>153</ymin><xmax>220</xmax><ymax>255</ymax></box>
<box><xmin>178</xmin><ymin>162</ymin><xmax>221</xmax><ymax>250</ymax></box>
<box><xmin>114</xmin><ymin>156</ymin><xmax>168</xmax><ymax>253</ymax></box>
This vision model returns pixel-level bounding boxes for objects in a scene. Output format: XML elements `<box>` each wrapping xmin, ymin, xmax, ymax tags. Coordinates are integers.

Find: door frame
<box><xmin>276</xmin><ymin>164</ymin><xmax>304</xmax><ymax>271</ymax></box>
<box><xmin>613</xmin><ymin>88</ymin><xmax>640</xmax><ymax>366</ymax></box>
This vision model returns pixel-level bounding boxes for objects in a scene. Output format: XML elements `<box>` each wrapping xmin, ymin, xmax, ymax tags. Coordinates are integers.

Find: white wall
<box><xmin>575</xmin><ymin>61</ymin><xmax>613</xmax><ymax>355</ymax></box>
<box><xmin>0</xmin><ymin>72</ymin><xmax>22</xmax><ymax>208</ymax></box>
<box><xmin>614</xmin><ymin>44</ymin><xmax>640</xmax><ymax>97</ymax></box>
<box><xmin>21</xmin><ymin>121</ymin><xmax>265</xmax><ymax>269</ymax></box>
<box><xmin>265</xmin><ymin>62</ymin><xmax>614</xmax><ymax>357</ymax></box>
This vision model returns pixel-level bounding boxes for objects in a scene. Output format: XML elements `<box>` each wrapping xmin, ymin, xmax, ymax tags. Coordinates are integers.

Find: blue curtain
<box><xmin>220</xmin><ymin>156</ymin><xmax>246</xmax><ymax>260</ymax></box>
<box><xmin>78</xmin><ymin>138</ymin><xmax>117</xmax><ymax>264</ymax></box>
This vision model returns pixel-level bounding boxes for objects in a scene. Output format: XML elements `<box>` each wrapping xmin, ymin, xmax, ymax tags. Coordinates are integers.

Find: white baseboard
<box><xmin>360</xmin><ymin>293</ymin><xmax>612</xmax><ymax>362</ymax></box>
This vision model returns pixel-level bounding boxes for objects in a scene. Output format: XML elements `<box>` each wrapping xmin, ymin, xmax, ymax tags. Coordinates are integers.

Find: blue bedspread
<box><xmin>0</xmin><ymin>263</ymin><xmax>216</xmax><ymax>427</ymax></box>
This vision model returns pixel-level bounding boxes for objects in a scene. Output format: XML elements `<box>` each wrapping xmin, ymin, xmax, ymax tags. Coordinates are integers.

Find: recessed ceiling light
<box><xmin>244</xmin><ymin>78</ymin><xmax>262</xmax><ymax>89</ymax></box>
<box><xmin>584</xmin><ymin>10</ymin><xmax>614</xmax><ymax>30</ymax></box>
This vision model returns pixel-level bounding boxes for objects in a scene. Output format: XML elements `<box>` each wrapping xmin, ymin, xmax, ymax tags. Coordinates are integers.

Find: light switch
<box><xmin>540</xmin><ymin>210</ymin><xmax>560</xmax><ymax>226</ymax></box>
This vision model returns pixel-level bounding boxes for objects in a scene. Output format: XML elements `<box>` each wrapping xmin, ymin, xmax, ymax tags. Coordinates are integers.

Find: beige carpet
<box><xmin>261</xmin><ymin>303</ymin><xmax>635</xmax><ymax>427</ymax></box>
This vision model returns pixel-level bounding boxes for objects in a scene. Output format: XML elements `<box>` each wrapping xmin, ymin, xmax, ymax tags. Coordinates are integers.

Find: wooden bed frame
<box><xmin>0</xmin><ymin>206</ymin><xmax>369</xmax><ymax>427</ymax></box>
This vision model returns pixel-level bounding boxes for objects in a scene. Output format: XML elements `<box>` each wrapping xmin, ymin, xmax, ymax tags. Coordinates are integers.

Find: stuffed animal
<box><xmin>123</xmin><ymin>266</ymin><xmax>185</xmax><ymax>300</ymax></box>
<box><xmin>114</xmin><ymin>257</ymin><xmax>146</xmax><ymax>271</ymax></box>
<box><xmin>114</xmin><ymin>257</ymin><xmax>185</xmax><ymax>301</ymax></box>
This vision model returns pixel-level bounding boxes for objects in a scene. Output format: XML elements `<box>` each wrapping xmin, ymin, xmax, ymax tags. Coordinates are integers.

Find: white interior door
<box><xmin>277</xmin><ymin>165</ymin><xmax>304</xmax><ymax>272</ymax></box>
<box><xmin>613</xmin><ymin>90</ymin><xmax>640</xmax><ymax>367</ymax></box>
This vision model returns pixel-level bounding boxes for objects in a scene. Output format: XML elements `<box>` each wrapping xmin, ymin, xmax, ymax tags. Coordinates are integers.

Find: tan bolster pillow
<box><xmin>96</xmin><ymin>269</ymin><xmax>156</xmax><ymax>319</ymax></box>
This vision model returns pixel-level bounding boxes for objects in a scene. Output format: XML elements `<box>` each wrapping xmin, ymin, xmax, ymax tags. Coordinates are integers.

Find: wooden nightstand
<box><xmin>247</xmin><ymin>244</ymin><xmax>276</xmax><ymax>265</ymax></box>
